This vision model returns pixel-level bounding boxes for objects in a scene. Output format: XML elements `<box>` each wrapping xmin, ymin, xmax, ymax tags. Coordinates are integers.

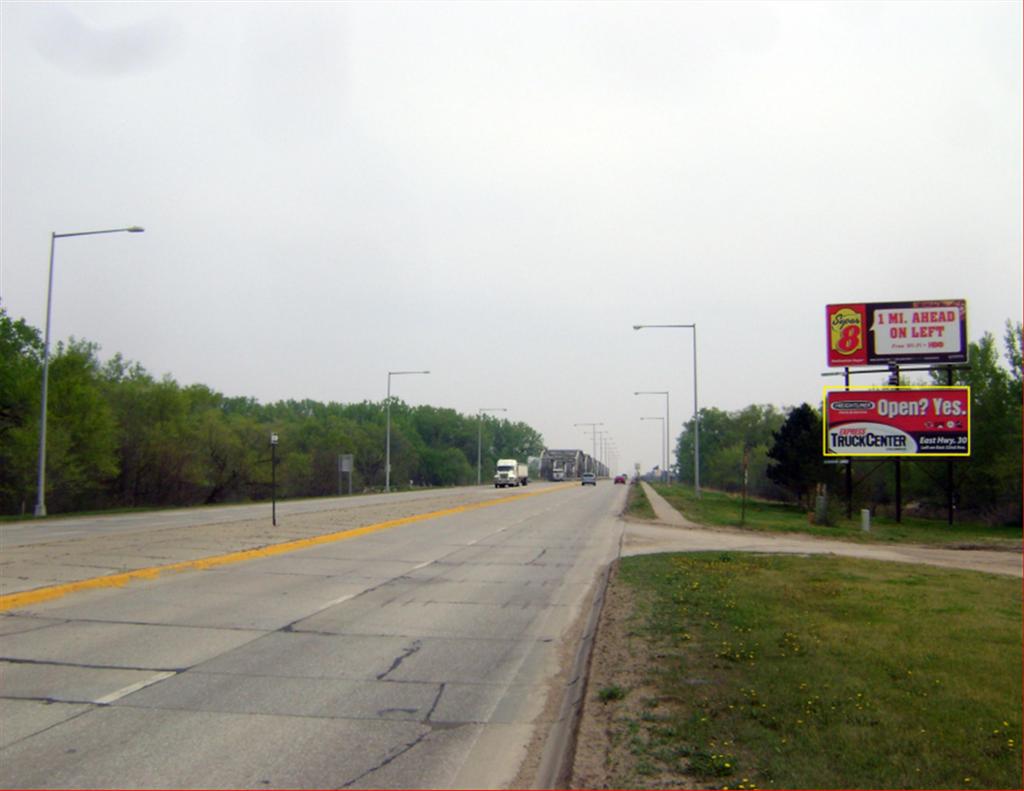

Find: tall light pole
<box><xmin>633</xmin><ymin>323</ymin><xmax>700</xmax><ymax>497</ymax></box>
<box><xmin>477</xmin><ymin>407</ymin><xmax>507</xmax><ymax>485</ymax></box>
<box><xmin>34</xmin><ymin>226</ymin><xmax>145</xmax><ymax>517</ymax></box>
<box><xmin>573</xmin><ymin>422</ymin><xmax>603</xmax><ymax>474</ymax></box>
<box><xmin>635</xmin><ymin>390</ymin><xmax>670</xmax><ymax>483</ymax></box>
<box><xmin>385</xmin><ymin>369</ymin><xmax>429</xmax><ymax>493</ymax></box>
<box><xmin>640</xmin><ymin>416</ymin><xmax>666</xmax><ymax>477</ymax></box>
<box><xmin>595</xmin><ymin>429</ymin><xmax>609</xmax><ymax>476</ymax></box>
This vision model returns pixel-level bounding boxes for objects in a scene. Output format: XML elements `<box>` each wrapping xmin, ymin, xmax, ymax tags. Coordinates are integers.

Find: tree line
<box><xmin>0</xmin><ymin>309</ymin><xmax>544</xmax><ymax>515</ymax></box>
<box><xmin>673</xmin><ymin>322</ymin><xmax>1022</xmax><ymax>525</ymax></box>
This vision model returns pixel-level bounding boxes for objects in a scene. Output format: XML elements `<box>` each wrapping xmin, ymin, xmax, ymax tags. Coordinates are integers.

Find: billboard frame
<box><xmin>823</xmin><ymin>385</ymin><xmax>971</xmax><ymax>458</ymax></box>
<box><xmin>826</xmin><ymin>299</ymin><xmax>967</xmax><ymax>367</ymax></box>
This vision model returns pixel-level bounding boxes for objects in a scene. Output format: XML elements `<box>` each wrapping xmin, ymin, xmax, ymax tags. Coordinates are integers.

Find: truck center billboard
<box><xmin>826</xmin><ymin>300</ymin><xmax>967</xmax><ymax>367</ymax></box>
<box><xmin>824</xmin><ymin>387</ymin><xmax>970</xmax><ymax>457</ymax></box>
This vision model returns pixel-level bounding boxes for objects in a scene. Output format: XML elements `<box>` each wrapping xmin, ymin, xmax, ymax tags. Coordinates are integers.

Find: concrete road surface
<box><xmin>1</xmin><ymin>482</ymin><xmax>625</xmax><ymax>789</ymax></box>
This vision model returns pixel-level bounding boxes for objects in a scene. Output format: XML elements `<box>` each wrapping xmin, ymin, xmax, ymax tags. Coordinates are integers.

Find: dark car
<box><xmin>614</xmin><ymin>475</ymin><xmax>627</xmax><ymax>484</ymax></box>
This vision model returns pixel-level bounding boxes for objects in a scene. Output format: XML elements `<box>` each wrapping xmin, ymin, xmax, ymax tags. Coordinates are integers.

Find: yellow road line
<box><xmin>0</xmin><ymin>483</ymin><xmax>576</xmax><ymax>612</ymax></box>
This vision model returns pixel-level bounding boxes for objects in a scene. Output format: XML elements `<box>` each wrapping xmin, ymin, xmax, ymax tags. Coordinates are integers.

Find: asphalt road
<box><xmin>1</xmin><ymin>482</ymin><xmax>626</xmax><ymax>789</ymax></box>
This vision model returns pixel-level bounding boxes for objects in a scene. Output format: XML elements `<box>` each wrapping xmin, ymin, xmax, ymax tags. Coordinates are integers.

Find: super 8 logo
<box><xmin>827</xmin><ymin>305</ymin><xmax>868</xmax><ymax>366</ymax></box>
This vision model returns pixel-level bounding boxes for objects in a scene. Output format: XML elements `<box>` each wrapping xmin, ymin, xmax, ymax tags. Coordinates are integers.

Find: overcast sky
<box><xmin>2</xmin><ymin>1</ymin><xmax>1021</xmax><ymax>474</ymax></box>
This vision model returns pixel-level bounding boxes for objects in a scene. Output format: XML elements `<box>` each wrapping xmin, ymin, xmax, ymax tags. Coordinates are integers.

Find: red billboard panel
<box><xmin>824</xmin><ymin>387</ymin><xmax>970</xmax><ymax>457</ymax></box>
<box><xmin>826</xmin><ymin>300</ymin><xmax>967</xmax><ymax>367</ymax></box>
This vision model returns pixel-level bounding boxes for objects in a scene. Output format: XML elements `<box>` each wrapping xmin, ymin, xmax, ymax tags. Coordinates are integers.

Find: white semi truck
<box><xmin>494</xmin><ymin>459</ymin><xmax>529</xmax><ymax>488</ymax></box>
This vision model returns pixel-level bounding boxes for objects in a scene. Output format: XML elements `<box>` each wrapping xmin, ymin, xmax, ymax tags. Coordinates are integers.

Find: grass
<box><xmin>624</xmin><ymin>481</ymin><xmax>657</xmax><ymax>520</ymax></box>
<box><xmin>605</xmin><ymin>552</ymin><xmax>1022</xmax><ymax>789</ymax></box>
<box><xmin>651</xmin><ymin>483</ymin><xmax>1022</xmax><ymax>548</ymax></box>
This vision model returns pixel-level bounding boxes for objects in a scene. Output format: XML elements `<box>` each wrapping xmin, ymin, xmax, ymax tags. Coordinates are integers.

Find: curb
<box><xmin>533</xmin><ymin>532</ymin><xmax>623</xmax><ymax>788</ymax></box>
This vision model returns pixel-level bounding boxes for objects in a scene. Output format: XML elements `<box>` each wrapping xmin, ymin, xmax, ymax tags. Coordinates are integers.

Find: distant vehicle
<box><xmin>494</xmin><ymin>459</ymin><xmax>529</xmax><ymax>488</ymax></box>
<box><xmin>581</xmin><ymin>472</ymin><xmax>597</xmax><ymax>486</ymax></box>
<box><xmin>614</xmin><ymin>474</ymin><xmax>627</xmax><ymax>484</ymax></box>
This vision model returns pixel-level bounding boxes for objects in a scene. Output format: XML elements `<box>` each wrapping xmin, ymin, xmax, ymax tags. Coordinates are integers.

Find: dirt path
<box><xmin>626</xmin><ymin>482</ymin><xmax>1021</xmax><ymax>578</ymax></box>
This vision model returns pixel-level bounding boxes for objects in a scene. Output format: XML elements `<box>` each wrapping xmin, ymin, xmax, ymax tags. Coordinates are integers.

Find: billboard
<box><xmin>823</xmin><ymin>387</ymin><xmax>970</xmax><ymax>457</ymax></box>
<box><xmin>826</xmin><ymin>300</ymin><xmax>967</xmax><ymax>367</ymax></box>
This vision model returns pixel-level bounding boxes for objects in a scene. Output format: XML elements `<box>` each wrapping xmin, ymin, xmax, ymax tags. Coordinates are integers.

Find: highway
<box><xmin>0</xmin><ymin>482</ymin><xmax>625</xmax><ymax>789</ymax></box>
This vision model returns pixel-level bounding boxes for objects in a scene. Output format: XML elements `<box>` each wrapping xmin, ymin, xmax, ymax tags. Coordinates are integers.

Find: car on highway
<box><xmin>581</xmin><ymin>472</ymin><xmax>597</xmax><ymax>486</ymax></box>
<box><xmin>614</xmin><ymin>474</ymin><xmax>627</xmax><ymax>484</ymax></box>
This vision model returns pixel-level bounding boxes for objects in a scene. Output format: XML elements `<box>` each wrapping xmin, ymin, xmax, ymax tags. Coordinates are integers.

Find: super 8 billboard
<box><xmin>826</xmin><ymin>300</ymin><xmax>967</xmax><ymax>367</ymax></box>
<box><xmin>824</xmin><ymin>387</ymin><xmax>970</xmax><ymax>457</ymax></box>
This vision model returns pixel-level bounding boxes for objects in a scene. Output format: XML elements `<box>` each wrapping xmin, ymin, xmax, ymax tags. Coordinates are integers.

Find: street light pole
<box><xmin>595</xmin><ymin>430</ymin><xmax>609</xmax><ymax>475</ymax></box>
<box><xmin>573</xmin><ymin>422</ymin><xmax>603</xmax><ymax>474</ymax></box>
<box><xmin>477</xmin><ymin>407</ymin><xmax>507</xmax><ymax>485</ymax></box>
<box><xmin>34</xmin><ymin>226</ymin><xmax>145</xmax><ymax>517</ymax></box>
<box><xmin>385</xmin><ymin>369</ymin><xmax>430</xmax><ymax>493</ymax></box>
<box><xmin>640</xmin><ymin>416</ymin><xmax>666</xmax><ymax>477</ymax></box>
<box><xmin>633</xmin><ymin>323</ymin><xmax>700</xmax><ymax>497</ymax></box>
<box><xmin>635</xmin><ymin>390</ymin><xmax>670</xmax><ymax>483</ymax></box>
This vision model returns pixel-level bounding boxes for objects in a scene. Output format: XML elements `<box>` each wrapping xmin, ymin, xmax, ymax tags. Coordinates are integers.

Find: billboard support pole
<box><xmin>890</xmin><ymin>363</ymin><xmax>902</xmax><ymax>524</ymax></box>
<box><xmin>894</xmin><ymin>459</ymin><xmax>902</xmax><ymax>523</ymax></box>
<box><xmin>947</xmin><ymin>366</ymin><xmax>955</xmax><ymax>525</ymax></box>
<box><xmin>844</xmin><ymin>367</ymin><xmax>853</xmax><ymax>519</ymax></box>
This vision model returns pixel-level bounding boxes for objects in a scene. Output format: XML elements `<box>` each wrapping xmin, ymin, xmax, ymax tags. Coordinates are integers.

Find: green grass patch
<box><xmin>612</xmin><ymin>552</ymin><xmax>1022</xmax><ymax>789</ymax></box>
<box><xmin>599</xmin><ymin>684</ymin><xmax>628</xmax><ymax>703</ymax></box>
<box><xmin>624</xmin><ymin>481</ymin><xmax>657</xmax><ymax>520</ymax></box>
<box><xmin>652</xmin><ymin>483</ymin><xmax>1022</xmax><ymax>548</ymax></box>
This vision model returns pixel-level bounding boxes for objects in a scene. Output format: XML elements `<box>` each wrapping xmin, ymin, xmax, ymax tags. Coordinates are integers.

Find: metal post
<box><xmin>844</xmin><ymin>367</ymin><xmax>853</xmax><ymax>519</ymax></box>
<box><xmin>270</xmin><ymin>433</ymin><xmax>278</xmax><ymax>526</ymax></box>
<box><xmin>632</xmin><ymin>323</ymin><xmax>699</xmax><ymax>497</ymax></box>
<box><xmin>665</xmin><ymin>393</ymin><xmax>671</xmax><ymax>483</ymax></box>
<box><xmin>636</xmin><ymin>391</ymin><xmax>670</xmax><ymax>484</ymax></box>
<box><xmin>385</xmin><ymin>370</ymin><xmax>430</xmax><ymax>493</ymax></box>
<box><xmin>894</xmin><ymin>459</ymin><xmax>901</xmax><ymax>523</ymax></box>
<box><xmin>574</xmin><ymin>422</ymin><xmax>603</xmax><ymax>474</ymax></box>
<box><xmin>33</xmin><ymin>233</ymin><xmax>57</xmax><ymax>517</ymax></box>
<box><xmin>692</xmin><ymin>324</ymin><xmax>700</xmax><ymax>498</ymax></box>
<box><xmin>33</xmin><ymin>226</ymin><xmax>144</xmax><ymax>518</ymax></box>
<box><xmin>385</xmin><ymin>374</ymin><xmax>392</xmax><ymax>493</ymax></box>
<box><xmin>640</xmin><ymin>417</ymin><xmax>665</xmax><ymax>478</ymax></box>
<box><xmin>947</xmin><ymin>366</ymin><xmax>955</xmax><ymax>525</ymax></box>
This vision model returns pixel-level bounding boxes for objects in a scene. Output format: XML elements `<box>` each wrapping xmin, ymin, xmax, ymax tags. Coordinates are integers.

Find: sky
<box><xmin>2</xmin><ymin>1</ymin><xmax>1021</xmax><ymax>475</ymax></box>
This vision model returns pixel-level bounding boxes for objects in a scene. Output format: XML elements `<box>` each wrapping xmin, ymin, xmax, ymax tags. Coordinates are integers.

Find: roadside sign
<box><xmin>823</xmin><ymin>387</ymin><xmax>970</xmax><ymax>457</ymax></box>
<box><xmin>825</xmin><ymin>300</ymin><xmax>967</xmax><ymax>367</ymax></box>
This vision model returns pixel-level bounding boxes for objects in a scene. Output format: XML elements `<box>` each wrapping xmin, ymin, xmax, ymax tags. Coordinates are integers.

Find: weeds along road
<box><xmin>0</xmin><ymin>481</ymin><xmax>625</xmax><ymax>789</ymax></box>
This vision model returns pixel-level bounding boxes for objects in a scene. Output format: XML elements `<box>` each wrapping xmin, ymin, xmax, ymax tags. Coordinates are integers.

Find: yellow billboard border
<box><xmin>822</xmin><ymin>385</ymin><xmax>971</xmax><ymax>458</ymax></box>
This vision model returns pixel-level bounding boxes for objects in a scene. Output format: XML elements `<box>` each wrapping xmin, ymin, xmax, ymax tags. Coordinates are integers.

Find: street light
<box><xmin>477</xmin><ymin>407</ymin><xmax>507</xmax><ymax>485</ymax></box>
<box><xmin>635</xmin><ymin>390</ymin><xmax>670</xmax><ymax>483</ymax></box>
<box><xmin>574</xmin><ymin>422</ymin><xmax>603</xmax><ymax>474</ymax></box>
<box><xmin>640</xmin><ymin>416</ymin><xmax>666</xmax><ymax>477</ymax></box>
<box><xmin>633</xmin><ymin>323</ymin><xmax>700</xmax><ymax>497</ymax></box>
<box><xmin>594</xmin><ymin>429</ymin><xmax>609</xmax><ymax>476</ymax></box>
<box><xmin>34</xmin><ymin>226</ymin><xmax>145</xmax><ymax>517</ymax></box>
<box><xmin>385</xmin><ymin>369</ymin><xmax>430</xmax><ymax>493</ymax></box>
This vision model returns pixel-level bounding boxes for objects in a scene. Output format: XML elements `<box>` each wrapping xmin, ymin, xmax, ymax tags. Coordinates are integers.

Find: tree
<box><xmin>43</xmin><ymin>339</ymin><xmax>119</xmax><ymax>511</ymax></box>
<box><xmin>929</xmin><ymin>327</ymin><xmax>1022</xmax><ymax>523</ymax></box>
<box><xmin>0</xmin><ymin>310</ymin><xmax>43</xmax><ymax>513</ymax></box>
<box><xmin>766</xmin><ymin>403</ymin><xmax>834</xmax><ymax>508</ymax></box>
